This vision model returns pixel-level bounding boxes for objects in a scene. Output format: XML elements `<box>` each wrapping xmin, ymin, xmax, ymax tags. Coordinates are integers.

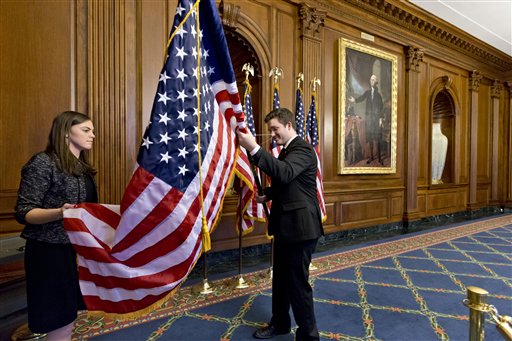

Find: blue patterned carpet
<box><xmin>75</xmin><ymin>215</ymin><xmax>512</xmax><ymax>340</ymax></box>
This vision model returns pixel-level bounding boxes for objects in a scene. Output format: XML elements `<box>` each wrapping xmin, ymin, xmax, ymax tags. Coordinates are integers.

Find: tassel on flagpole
<box><xmin>201</xmin><ymin>217</ymin><xmax>211</xmax><ymax>253</ymax></box>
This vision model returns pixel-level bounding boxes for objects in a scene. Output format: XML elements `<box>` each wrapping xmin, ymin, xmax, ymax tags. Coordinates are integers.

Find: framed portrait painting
<box><xmin>338</xmin><ymin>38</ymin><xmax>397</xmax><ymax>174</ymax></box>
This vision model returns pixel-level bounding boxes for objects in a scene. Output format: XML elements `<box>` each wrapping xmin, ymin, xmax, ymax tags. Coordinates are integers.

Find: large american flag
<box><xmin>295</xmin><ymin>88</ymin><xmax>305</xmax><ymax>139</ymax></box>
<box><xmin>306</xmin><ymin>93</ymin><xmax>327</xmax><ymax>222</ymax></box>
<box><xmin>235</xmin><ymin>80</ymin><xmax>265</xmax><ymax>233</ymax></box>
<box><xmin>63</xmin><ymin>0</ymin><xmax>245</xmax><ymax>316</ymax></box>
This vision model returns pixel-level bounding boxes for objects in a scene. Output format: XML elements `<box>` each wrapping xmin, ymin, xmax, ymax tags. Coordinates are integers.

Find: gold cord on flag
<box><xmin>192</xmin><ymin>0</ymin><xmax>211</xmax><ymax>253</ymax></box>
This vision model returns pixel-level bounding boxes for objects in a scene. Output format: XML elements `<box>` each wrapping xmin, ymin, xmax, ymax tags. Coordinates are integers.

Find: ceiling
<box><xmin>410</xmin><ymin>0</ymin><xmax>512</xmax><ymax>57</ymax></box>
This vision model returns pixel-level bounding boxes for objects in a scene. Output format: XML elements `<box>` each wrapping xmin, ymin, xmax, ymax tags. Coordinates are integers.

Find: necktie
<box><xmin>278</xmin><ymin>147</ymin><xmax>286</xmax><ymax>160</ymax></box>
<box><xmin>371</xmin><ymin>87</ymin><xmax>374</xmax><ymax>100</ymax></box>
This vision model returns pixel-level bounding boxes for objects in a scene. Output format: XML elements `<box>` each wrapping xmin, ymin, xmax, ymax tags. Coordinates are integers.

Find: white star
<box><xmin>176</xmin><ymin>68</ymin><xmax>187</xmax><ymax>81</ymax></box>
<box><xmin>207</xmin><ymin>66</ymin><xmax>215</xmax><ymax>75</ymax></box>
<box><xmin>159</xmin><ymin>132</ymin><xmax>172</xmax><ymax>144</ymax></box>
<box><xmin>177</xmin><ymin>89</ymin><xmax>187</xmax><ymax>102</ymax></box>
<box><xmin>158</xmin><ymin>113</ymin><xmax>171</xmax><ymax>125</ymax></box>
<box><xmin>193</xmin><ymin>125</ymin><xmax>200</xmax><ymax>135</ymax></box>
<box><xmin>191</xmin><ymin>66</ymin><xmax>199</xmax><ymax>78</ymax></box>
<box><xmin>177</xmin><ymin>146</ymin><xmax>188</xmax><ymax>159</ymax></box>
<box><xmin>204</xmin><ymin>121</ymin><xmax>211</xmax><ymax>131</ymax></box>
<box><xmin>158</xmin><ymin>92</ymin><xmax>171</xmax><ymax>105</ymax></box>
<box><xmin>192</xmin><ymin>49</ymin><xmax>198</xmax><ymax>60</ymax></box>
<box><xmin>159</xmin><ymin>71</ymin><xmax>171</xmax><ymax>85</ymax></box>
<box><xmin>177</xmin><ymin>109</ymin><xmax>187</xmax><ymax>121</ymax></box>
<box><xmin>178</xmin><ymin>164</ymin><xmax>188</xmax><ymax>176</ymax></box>
<box><xmin>160</xmin><ymin>152</ymin><xmax>172</xmax><ymax>163</ymax></box>
<box><xmin>178</xmin><ymin>128</ymin><xmax>188</xmax><ymax>141</ymax></box>
<box><xmin>202</xmin><ymin>49</ymin><xmax>209</xmax><ymax>59</ymax></box>
<box><xmin>175</xmin><ymin>5</ymin><xmax>185</xmax><ymax>15</ymax></box>
<box><xmin>175</xmin><ymin>46</ymin><xmax>188</xmax><ymax>60</ymax></box>
<box><xmin>192</xmin><ymin>107</ymin><xmax>198</xmax><ymax>116</ymax></box>
<box><xmin>141</xmin><ymin>136</ymin><xmax>153</xmax><ymax>149</ymax></box>
<box><xmin>175</xmin><ymin>25</ymin><xmax>187</xmax><ymax>38</ymax></box>
<box><xmin>193</xmin><ymin>143</ymin><xmax>199</xmax><ymax>152</ymax></box>
<box><xmin>191</xmin><ymin>25</ymin><xmax>197</xmax><ymax>38</ymax></box>
<box><xmin>191</xmin><ymin>88</ymin><xmax>198</xmax><ymax>98</ymax></box>
<box><xmin>199</xmin><ymin>29</ymin><xmax>203</xmax><ymax>40</ymax></box>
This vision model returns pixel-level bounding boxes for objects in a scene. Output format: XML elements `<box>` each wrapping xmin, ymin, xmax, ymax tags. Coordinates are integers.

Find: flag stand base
<box><xmin>193</xmin><ymin>278</ymin><xmax>214</xmax><ymax>295</ymax></box>
<box><xmin>11</xmin><ymin>323</ymin><xmax>46</xmax><ymax>341</ymax></box>
<box><xmin>230</xmin><ymin>275</ymin><xmax>249</xmax><ymax>289</ymax></box>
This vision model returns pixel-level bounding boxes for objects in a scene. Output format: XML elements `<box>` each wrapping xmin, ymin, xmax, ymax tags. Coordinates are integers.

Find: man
<box><xmin>237</xmin><ymin>107</ymin><xmax>324</xmax><ymax>340</ymax></box>
<box><xmin>348</xmin><ymin>74</ymin><xmax>384</xmax><ymax>164</ymax></box>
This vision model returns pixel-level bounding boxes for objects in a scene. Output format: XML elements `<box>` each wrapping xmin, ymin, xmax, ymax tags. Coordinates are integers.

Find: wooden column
<box><xmin>403</xmin><ymin>46</ymin><xmax>424</xmax><ymax>222</ymax></box>
<box><xmin>468</xmin><ymin>70</ymin><xmax>482</xmax><ymax>210</ymax></box>
<box><xmin>87</xmin><ymin>0</ymin><xmax>139</xmax><ymax>204</ymax></box>
<box><xmin>490</xmin><ymin>80</ymin><xmax>502</xmax><ymax>202</ymax></box>
<box><xmin>298</xmin><ymin>3</ymin><xmax>325</xmax><ymax>102</ymax></box>
<box><xmin>506</xmin><ymin>82</ymin><xmax>512</xmax><ymax>207</ymax></box>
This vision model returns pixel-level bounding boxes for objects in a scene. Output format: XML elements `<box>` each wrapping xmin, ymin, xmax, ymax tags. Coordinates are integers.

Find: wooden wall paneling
<box><xmin>274</xmin><ymin>6</ymin><xmax>297</xmax><ymax>109</ymax></box>
<box><xmin>403</xmin><ymin>46</ymin><xmax>424</xmax><ymax>222</ymax></box>
<box><xmin>87</xmin><ymin>1</ymin><xmax>138</xmax><ymax>205</ymax></box>
<box><xmin>468</xmin><ymin>71</ymin><xmax>482</xmax><ymax>210</ymax></box>
<box><xmin>0</xmin><ymin>0</ymin><xmax>73</xmax><ymax>234</ymax></box>
<box><xmin>507</xmin><ymin>82</ymin><xmax>512</xmax><ymax>207</ymax></box>
<box><xmin>476</xmin><ymin>82</ymin><xmax>491</xmax><ymax>183</ymax></box>
<box><xmin>298</xmin><ymin>4</ymin><xmax>326</xmax><ymax>103</ymax></box>
<box><xmin>490</xmin><ymin>80</ymin><xmax>503</xmax><ymax>202</ymax></box>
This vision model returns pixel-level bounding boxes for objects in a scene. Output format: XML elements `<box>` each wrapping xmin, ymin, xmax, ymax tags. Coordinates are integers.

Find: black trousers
<box><xmin>271</xmin><ymin>238</ymin><xmax>319</xmax><ymax>341</ymax></box>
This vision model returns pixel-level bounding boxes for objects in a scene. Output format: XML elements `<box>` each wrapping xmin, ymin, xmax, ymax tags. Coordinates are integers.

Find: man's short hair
<box><xmin>264</xmin><ymin>107</ymin><xmax>297</xmax><ymax>131</ymax></box>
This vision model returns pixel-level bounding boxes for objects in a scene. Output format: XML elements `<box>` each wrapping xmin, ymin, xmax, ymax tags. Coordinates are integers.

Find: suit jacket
<box><xmin>252</xmin><ymin>137</ymin><xmax>324</xmax><ymax>243</ymax></box>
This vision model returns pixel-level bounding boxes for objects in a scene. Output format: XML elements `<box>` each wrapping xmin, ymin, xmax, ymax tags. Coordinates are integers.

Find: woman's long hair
<box><xmin>45</xmin><ymin>111</ymin><xmax>97</xmax><ymax>176</ymax></box>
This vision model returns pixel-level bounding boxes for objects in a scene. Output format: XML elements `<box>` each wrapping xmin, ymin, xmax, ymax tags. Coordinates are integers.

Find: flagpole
<box><xmin>308</xmin><ymin>77</ymin><xmax>322</xmax><ymax>272</ymax></box>
<box><xmin>193</xmin><ymin>252</ymin><xmax>214</xmax><ymax>294</ymax></box>
<box><xmin>231</xmin><ymin>184</ymin><xmax>250</xmax><ymax>289</ymax></box>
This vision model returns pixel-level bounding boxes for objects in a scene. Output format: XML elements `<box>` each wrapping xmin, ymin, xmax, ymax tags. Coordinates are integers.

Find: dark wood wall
<box><xmin>1</xmin><ymin>0</ymin><xmax>511</xmax><ymax>252</ymax></box>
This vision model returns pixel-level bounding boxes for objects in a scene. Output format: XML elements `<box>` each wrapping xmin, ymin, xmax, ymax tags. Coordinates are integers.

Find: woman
<box><xmin>15</xmin><ymin>111</ymin><xmax>97</xmax><ymax>340</ymax></box>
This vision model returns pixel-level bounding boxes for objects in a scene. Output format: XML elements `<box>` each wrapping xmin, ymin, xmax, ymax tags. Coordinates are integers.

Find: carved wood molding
<box><xmin>491</xmin><ymin>80</ymin><xmax>503</xmax><ymax>98</ymax></box>
<box><xmin>219</xmin><ymin>0</ymin><xmax>241</xmax><ymax>29</ymax></box>
<box><xmin>469</xmin><ymin>70</ymin><xmax>482</xmax><ymax>92</ymax></box>
<box><xmin>317</xmin><ymin>0</ymin><xmax>512</xmax><ymax>72</ymax></box>
<box><xmin>299</xmin><ymin>3</ymin><xmax>326</xmax><ymax>39</ymax></box>
<box><xmin>405</xmin><ymin>46</ymin><xmax>424</xmax><ymax>72</ymax></box>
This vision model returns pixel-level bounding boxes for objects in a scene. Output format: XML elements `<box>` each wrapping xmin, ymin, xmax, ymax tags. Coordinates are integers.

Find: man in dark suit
<box><xmin>237</xmin><ymin>107</ymin><xmax>324</xmax><ymax>340</ymax></box>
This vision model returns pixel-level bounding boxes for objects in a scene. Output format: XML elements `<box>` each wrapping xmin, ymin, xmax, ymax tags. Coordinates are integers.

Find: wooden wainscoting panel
<box><xmin>425</xmin><ymin>186</ymin><xmax>468</xmax><ymax>216</ymax></box>
<box><xmin>340</xmin><ymin>198</ymin><xmax>388</xmax><ymax>225</ymax></box>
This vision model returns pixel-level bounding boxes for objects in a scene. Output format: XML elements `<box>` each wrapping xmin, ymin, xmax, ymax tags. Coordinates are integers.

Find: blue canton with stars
<box><xmin>138</xmin><ymin>0</ymin><xmax>219</xmax><ymax>192</ymax></box>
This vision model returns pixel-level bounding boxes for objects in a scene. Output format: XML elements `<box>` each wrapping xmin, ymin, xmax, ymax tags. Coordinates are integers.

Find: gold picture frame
<box><xmin>338</xmin><ymin>38</ymin><xmax>397</xmax><ymax>174</ymax></box>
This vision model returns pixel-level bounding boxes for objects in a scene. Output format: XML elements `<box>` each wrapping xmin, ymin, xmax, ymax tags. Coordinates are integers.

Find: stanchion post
<box><xmin>466</xmin><ymin>286</ymin><xmax>488</xmax><ymax>341</ymax></box>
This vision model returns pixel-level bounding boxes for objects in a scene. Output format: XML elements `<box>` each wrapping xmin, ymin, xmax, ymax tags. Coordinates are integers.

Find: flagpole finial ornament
<box><xmin>311</xmin><ymin>77</ymin><xmax>321</xmax><ymax>92</ymax></box>
<box><xmin>269</xmin><ymin>67</ymin><xmax>283</xmax><ymax>85</ymax></box>
<box><xmin>296</xmin><ymin>72</ymin><xmax>304</xmax><ymax>90</ymax></box>
<box><xmin>242</xmin><ymin>63</ymin><xmax>254</xmax><ymax>81</ymax></box>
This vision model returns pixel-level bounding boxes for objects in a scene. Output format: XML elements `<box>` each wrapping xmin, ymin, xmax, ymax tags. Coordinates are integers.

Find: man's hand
<box><xmin>236</xmin><ymin>128</ymin><xmax>258</xmax><ymax>151</ymax></box>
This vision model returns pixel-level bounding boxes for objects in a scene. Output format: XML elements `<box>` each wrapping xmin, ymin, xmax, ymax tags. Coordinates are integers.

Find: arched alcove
<box><xmin>224</xmin><ymin>29</ymin><xmax>263</xmax><ymax>137</ymax></box>
<box><xmin>431</xmin><ymin>89</ymin><xmax>455</xmax><ymax>184</ymax></box>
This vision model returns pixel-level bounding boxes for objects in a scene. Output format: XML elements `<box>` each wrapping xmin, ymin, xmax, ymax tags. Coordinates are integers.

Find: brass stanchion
<box><xmin>465</xmin><ymin>286</ymin><xmax>488</xmax><ymax>341</ymax></box>
<box><xmin>11</xmin><ymin>323</ymin><xmax>46</xmax><ymax>341</ymax></box>
<box><xmin>463</xmin><ymin>286</ymin><xmax>512</xmax><ymax>341</ymax></box>
<box><xmin>193</xmin><ymin>253</ymin><xmax>213</xmax><ymax>294</ymax></box>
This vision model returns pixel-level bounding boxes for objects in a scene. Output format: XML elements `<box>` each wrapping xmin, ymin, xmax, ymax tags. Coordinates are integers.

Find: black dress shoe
<box><xmin>253</xmin><ymin>325</ymin><xmax>291</xmax><ymax>339</ymax></box>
